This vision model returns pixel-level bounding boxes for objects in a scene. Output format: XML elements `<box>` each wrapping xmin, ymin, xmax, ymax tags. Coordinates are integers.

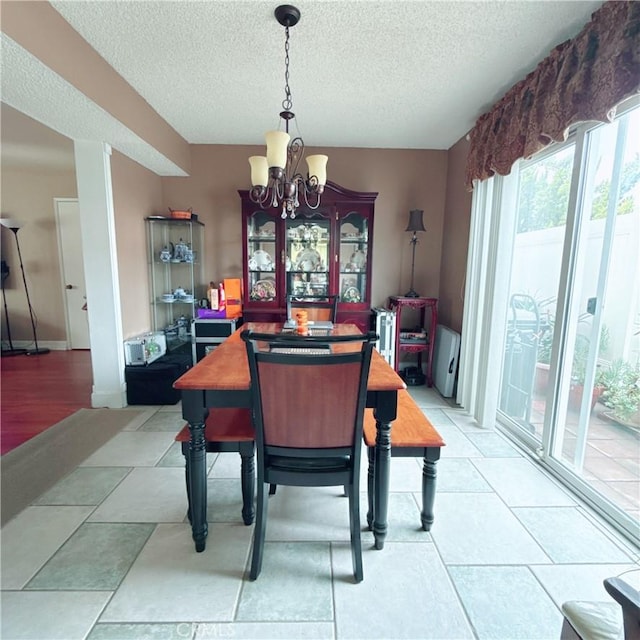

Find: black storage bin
<box><xmin>125</xmin><ymin>352</ymin><xmax>192</xmax><ymax>405</ymax></box>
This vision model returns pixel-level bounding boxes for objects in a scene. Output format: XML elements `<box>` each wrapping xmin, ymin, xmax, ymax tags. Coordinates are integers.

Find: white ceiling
<box><xmin>2</xmin><ymin>0</ymin><xmax>604</xmax><ymax>173</ymax></box>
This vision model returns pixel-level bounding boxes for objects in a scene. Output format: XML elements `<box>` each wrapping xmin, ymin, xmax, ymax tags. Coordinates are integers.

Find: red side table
<box><xmin>388</xmin><ymin>296</ymin><xmax>438</xmax><ymax>387</ymax></box>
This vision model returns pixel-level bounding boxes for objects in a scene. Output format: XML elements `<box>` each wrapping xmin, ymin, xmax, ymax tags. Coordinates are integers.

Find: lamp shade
<box><xmin>0</xmin><ymin>218</ymin><xmax>23</xmax><ymax>232</ymax></box>
<box><xmin>265</xmin><ymin>130</ymin><xmax>290</xmax><ymax>169</ymax></box>
<box><xmin>306</xmin><ymin>155</ymin><xmax>328</xmax><ymax>186</ymax></box>
<box><xmin>249</xmin><ymin>156</ymin><xmax>269</xmax><ymax>187</ymax></box>
<box><xmin>405</xmin><ymin>209</ymin><xmax>426</xmax><ymax>233</ymax></box>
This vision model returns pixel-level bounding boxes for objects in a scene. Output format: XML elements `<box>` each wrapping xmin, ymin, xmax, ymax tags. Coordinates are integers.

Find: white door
<box><xmin>55</xmin><ymin>198</ymin><xmax>90</xmax><ymax>349</ymax></box>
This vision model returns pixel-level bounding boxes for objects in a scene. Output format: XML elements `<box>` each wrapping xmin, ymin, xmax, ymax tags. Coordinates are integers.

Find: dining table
<box><xmin>174</xmin><ymin>322</ymin><xmax>406</xmax><ymax>552</ymax></box>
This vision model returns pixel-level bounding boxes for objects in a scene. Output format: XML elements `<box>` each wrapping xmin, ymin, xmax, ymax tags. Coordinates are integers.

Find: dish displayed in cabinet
<box><xmin>349</xmin><ymin>249</ymin><xmax>366</xmax><ymax>270</ymax></box>
<box><xmin>341</xmin><ymin>286</ymin><xmax>361</xmax><ymax>303</ymax></box>
<box><xmin>295</xmin><ymin>248</ymin><xmax>322</xmax><ymax>272</ymax></box>
<box><xmin>250</xmin><ymin>278</ymin><xmax>276</xmax><ymax>300</ymax></box>
<box><xmin>248</xmin><ymin>249</ymin><xmax>274</xmax><ymax>271</ymax></box>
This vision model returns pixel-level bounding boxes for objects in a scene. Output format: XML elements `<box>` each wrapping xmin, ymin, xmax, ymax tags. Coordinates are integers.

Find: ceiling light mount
<box><xmin>274</xmin><ymin>4</ymin><xmax>300</xmax><ymax>28</ymax></box>
<box><xmin>248</xmin><ymin>4</ymin><xmax>327</xmax><ymax>219</ymax></box>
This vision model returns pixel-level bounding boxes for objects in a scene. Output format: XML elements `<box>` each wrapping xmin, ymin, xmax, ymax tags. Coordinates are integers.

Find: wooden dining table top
<box><xmin>174</xmin><ymin>322</ymin><xmax>406</xmax><ymax>392</ymax></box>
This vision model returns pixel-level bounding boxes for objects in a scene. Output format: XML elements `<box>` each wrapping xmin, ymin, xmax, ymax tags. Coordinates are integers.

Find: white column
<box><xmin>74</xmin><ymin>141</ymin><xmax>127</xmax><ymax>408</ymax></box>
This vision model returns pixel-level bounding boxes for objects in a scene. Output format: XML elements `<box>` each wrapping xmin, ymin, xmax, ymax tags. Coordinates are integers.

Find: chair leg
<box><xmin>250</xmin><ymin>481</ymin><xmax>269</xmax><ymax>580</ymax></box>
<box><xmin>348</xmin><ymin>475</ymin><xmax>363</xmax><ymax>583</ymax></box>
<box><xmin>366</xmin><ymin>446</ymin><xmax>375</xmax><ymax>530</ymax></box>
<box><xmin>239</xmin><ymin>443</ymin><xmax>255</xmax><ymax>525</ymax></box>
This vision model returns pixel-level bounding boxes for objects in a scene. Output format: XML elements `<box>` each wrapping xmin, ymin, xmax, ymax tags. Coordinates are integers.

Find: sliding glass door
<box><xmin>496</xmin><ymin>100</ymin><xmax>639</xmax><ymax>541</ymax></box>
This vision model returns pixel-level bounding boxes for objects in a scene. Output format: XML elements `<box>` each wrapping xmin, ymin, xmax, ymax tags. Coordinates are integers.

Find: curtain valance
<box><xmin>465</xmin><ymin>1</ymin><xmax>640</xmax><ymax>190</ymax></box>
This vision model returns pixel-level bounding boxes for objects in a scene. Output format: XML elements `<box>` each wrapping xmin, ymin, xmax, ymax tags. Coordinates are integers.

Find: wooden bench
<box><xmin>175</xmin><ymin>408</ymin><xmax>255</xmax><ymax>528</ymax></box>
<box><xmin>363</xmin><ymin>389</ymin><xmax>446</xmax><ymax>532</ymax></box>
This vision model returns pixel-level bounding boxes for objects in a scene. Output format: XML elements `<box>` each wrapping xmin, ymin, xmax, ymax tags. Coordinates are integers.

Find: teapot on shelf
<box><xmin>173</xmin><ymin>239</ymin><xmax>188</xmax><ymax>261</ymax></box>
<box><xmin>159</xmin><ymin>243</ymin><xmax>174</xmax><ymax>263</ymax></box>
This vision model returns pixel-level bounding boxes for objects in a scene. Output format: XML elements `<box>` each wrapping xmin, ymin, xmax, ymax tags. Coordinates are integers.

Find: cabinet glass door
<box><xmin>246</xmin><ymin>211</ymin><xmax>277</xmax><ymax>303</ymax></box>
<box><xmin>339</xmin><ymin>210</ymin><xmax>369</xmax><ymax>303</ymax></box>
<box><xmin>286</xmin><ymin>216</ymin><xmax>330</xmax><ymax>298</ymax></box>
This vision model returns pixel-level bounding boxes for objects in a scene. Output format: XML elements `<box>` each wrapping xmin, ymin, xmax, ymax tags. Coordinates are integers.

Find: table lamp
<box><xmin>404</xmin><ymin>209</ymin><xmax>426</xmax><ymax>297</ymax></box>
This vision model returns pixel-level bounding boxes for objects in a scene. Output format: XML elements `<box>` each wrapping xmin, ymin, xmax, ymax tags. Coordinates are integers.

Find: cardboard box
<box><xmin>224</xmin><ymin>278</ymin><xmax>242</xmax><ymax>319</ymax></box>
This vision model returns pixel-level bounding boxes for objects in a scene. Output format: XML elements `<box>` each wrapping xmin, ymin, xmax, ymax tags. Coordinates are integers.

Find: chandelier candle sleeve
<box><xmin>306</xmin><ymin>155</ymin><xmax>328</xmax><ymax>187</ymax></box>
<box><xmin>249</xmin><ymin>156</ymin><xmax>269</xmax><ymax>187</ymax></box>
<box><xmin>266</xmin><ymin>131</ymin><xmax>290</xmax><ymax>171</ymax></box>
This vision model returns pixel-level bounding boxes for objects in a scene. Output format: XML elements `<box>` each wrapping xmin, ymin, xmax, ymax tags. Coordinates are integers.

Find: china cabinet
<box><xmin>239</xmin><ymin>181</ymin><xmax>377</xmax><ymax>332</ymax></box>
<box><xmin>146</xmin><ymin>217</ymin><xmax>204</xmax><ymax>351</ymax></box>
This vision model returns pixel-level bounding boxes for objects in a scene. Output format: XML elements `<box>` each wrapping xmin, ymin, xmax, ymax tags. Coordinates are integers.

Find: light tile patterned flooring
<box><xmin>2</xmin><ymin>387</ymin><xmax>639</xmax><ymax>640</ymax></box>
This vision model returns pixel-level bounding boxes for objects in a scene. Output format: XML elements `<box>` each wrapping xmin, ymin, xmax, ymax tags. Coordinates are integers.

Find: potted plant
<box><xmin>598</xmin><ymin>359</ymin><xmax>640</xmax><ymax>429</ymax></box>
<box><xmin>534</xmin><ymin>316</ymin><xmax>609</xmax><ymax>411</ymax></box>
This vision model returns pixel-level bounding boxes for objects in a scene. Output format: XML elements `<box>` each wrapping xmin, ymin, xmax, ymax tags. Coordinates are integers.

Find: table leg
<box><xmin>183</xmin><ymin>391</ymin><xmax>208</xmax><ymax>553</ymax></box>
<box><xmin>187</xmin><ymin>420</ymin><xmax>208</xmax><ymax>552</ymax></box>
<box><xmin>372</xmin><ymin>391</ymin><xmax>397</xmax><ymax>550</ymax></box>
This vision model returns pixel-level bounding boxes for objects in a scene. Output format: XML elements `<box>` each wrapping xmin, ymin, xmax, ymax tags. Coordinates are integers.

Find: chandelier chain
<box><xmin>282</xmin><ymin>25</ymin><xmax>292</xmax><ymax>112</ymax></box>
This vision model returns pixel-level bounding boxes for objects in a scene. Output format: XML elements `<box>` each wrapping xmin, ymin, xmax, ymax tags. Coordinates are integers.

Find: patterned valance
<box><xmin>465</xmin><ymin>1</ymin><xmax>640</xmax><ymax>190</ymax></box>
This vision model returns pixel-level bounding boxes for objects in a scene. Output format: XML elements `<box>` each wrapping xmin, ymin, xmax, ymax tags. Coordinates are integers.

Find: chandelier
<box><xmin>248</xmin><ymin>5</ymin><xmax>328</xmax><ymax>219</ymax></box>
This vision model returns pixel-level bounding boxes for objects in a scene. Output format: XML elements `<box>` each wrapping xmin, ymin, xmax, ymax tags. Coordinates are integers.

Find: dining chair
<box><xmin>241</xmin><ymin>329</ymin><xmax>377</xmax><ymax>582</ymax></box>
<box><xmin>286</xmin><ymin>294</ymin><xmax>338</xmax><ymax>323</ymax></box>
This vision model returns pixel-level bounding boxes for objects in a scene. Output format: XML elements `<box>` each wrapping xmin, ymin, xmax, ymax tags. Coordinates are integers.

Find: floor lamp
<box><xmin>1</xmin><ymin>260</ymin><xmax>27</xmax><ymax>356</ymax></box>
<box><xmin>0</xmin><ymin>218</ymin><xmax>49</xmax><ymax>356</ymax></box>
<box><xmin>404</xmin><ymin>209</ymin><xmax>426</xmax><ymax>298</ymax></box>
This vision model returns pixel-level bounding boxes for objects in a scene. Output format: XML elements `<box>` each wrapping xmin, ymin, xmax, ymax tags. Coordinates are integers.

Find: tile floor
<box><xmin>2</xmin><ymin>387</ymin><xmax>639</xmax><ymax>640</ymax></box>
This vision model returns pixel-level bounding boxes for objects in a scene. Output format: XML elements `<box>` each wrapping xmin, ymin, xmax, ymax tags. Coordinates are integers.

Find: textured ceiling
<box><xmin>2</xmin><ymin>1</ymin><xmax>604</xmax><ymax>173</ymax></box>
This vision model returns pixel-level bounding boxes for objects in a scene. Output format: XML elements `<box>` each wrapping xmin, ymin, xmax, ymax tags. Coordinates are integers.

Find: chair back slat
<box><xmin>256</xmin><ymin>359</ymin><xmax>362</xmax><ymax>448</ymax></box>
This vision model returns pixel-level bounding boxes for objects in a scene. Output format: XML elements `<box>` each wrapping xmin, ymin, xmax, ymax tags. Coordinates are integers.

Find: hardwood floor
<box><xmin>1</xmin><ymin>350</ymin><xmax>93</xmax><ymax>454</ymax></box>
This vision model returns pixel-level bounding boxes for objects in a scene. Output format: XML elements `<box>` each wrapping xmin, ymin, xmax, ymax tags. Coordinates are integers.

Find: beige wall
<box><xmin>110</xmin><ymin>151</ymin><xmax>164</xmax><ymax>338</ymax></box>
<box><xmin>162</xmin><ymin>145</ymin><xmax>448</xmax><ymax>309</ymax></box>
<box><xmin>1</xmin><ymin>141</ymin><xmax>464</xmax><ymax>344</ymax></box>
<box><xmin>0</xmin><ymin>166</ymin><xmax>77</xmax><ymax>343</ymax></box>
<box><xmin>439</xmin><ymin>136</ymin><xmax>473</xmax><ymax>333</ymax></box>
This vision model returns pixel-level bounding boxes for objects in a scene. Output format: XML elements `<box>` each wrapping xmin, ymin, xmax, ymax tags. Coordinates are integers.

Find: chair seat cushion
<box><xmin>175</xmin><ymin>408</ymin><xmax>254</xmax><ymax>442</ymax></box>
<box><xmin>561</xmin><ymin>600</ymin><xmax>623</xmax><ymax>640</ymax></box>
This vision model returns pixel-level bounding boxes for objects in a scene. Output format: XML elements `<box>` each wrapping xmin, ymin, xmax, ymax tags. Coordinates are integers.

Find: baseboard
<box><xmin>7</xmin><ymin>340</ymin><xmax>69</xmax><ymax>351</ymax></box>
<box><xmin>92</xmin><ymin>387</ymin><xmax>128</xmax><ymax>409</ymax></box>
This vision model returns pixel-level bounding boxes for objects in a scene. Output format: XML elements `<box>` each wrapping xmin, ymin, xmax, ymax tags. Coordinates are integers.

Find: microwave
<box><xmin>124</xmin><ymin>332</ymin><xmax>167</xmax><ymax>366</ymax></box>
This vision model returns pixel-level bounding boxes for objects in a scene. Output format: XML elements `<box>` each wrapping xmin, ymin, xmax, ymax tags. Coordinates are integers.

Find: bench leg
<box><xmin>239</xmin><ymin>442</ymin><xmax>256</xmax><ymax>525</ymax></box>
<box><xmin>366</xmin><ymin>446</ymin><xmax>375</xmax><ymax>530</ymax></box>
<box><xmin>421</xmin><ymin>448</ymin><xmax>440</xmax><ymax>531</ymax></box>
